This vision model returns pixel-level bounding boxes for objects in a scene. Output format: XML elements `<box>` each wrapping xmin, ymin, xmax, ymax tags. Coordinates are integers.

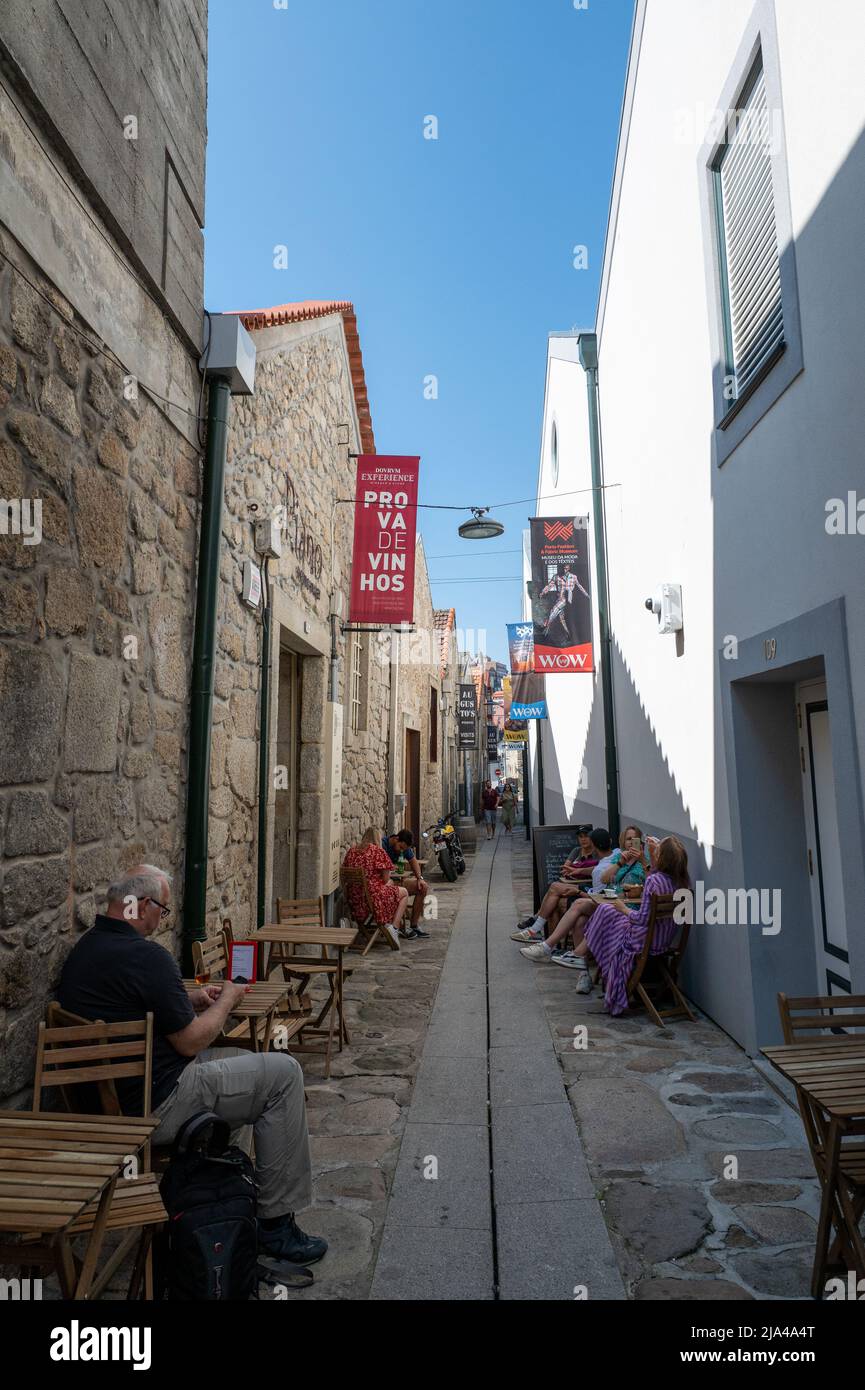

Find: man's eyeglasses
<box><xmin>144</xmin><ymin>896</ymin><xmax>171</xmax><ymax>921</ymax></box>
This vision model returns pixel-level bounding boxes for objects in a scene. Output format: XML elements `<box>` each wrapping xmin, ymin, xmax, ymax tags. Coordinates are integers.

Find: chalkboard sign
<box><xmin>532</xmin><ymin>824</ymin><xmax>582</xmax><ymax>900</ymax></box>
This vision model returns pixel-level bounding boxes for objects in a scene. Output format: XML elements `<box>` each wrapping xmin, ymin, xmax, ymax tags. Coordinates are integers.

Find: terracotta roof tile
<box><xmin>230</xmin><ymin>300</ymin><xmax>375</xmax><ymax>456</ymax></box>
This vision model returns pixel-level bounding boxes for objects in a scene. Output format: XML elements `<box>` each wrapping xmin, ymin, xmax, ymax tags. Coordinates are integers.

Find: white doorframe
<box><xmin>796</xmin><ymin>678</ymin><xmax>850</xmax><ymax>994</ymax></box>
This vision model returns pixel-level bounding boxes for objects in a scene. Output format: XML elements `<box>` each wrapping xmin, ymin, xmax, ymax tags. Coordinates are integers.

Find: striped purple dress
<box><xmin>584</xmin><ymin>871</ymin><xmax>680</xmax><ymax>1017</ymax></box>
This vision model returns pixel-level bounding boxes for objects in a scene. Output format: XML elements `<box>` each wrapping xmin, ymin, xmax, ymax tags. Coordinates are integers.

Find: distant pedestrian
<box><xmin>481</xmin><ymin>781</ymin><xmax>499</xmax><ymax>839</ymax></box>
<box><xmin>500</xmin><ymin>782</ymin><xmax>517</xmax><ymax>834</ymax></box>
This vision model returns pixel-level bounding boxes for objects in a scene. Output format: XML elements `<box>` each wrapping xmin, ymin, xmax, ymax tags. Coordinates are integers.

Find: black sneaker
<box><xmin>411</xmin><ymin>927</ymin><xmax>431</xmax><ymax>938</ymax></box>
<box><xmin>259</xmin><ymin>1215</ymin><xmax>328</xmax><ymax>1265</ymax></box>
<box><xmin>399</xmin><ymin>927</ymin><xmax>420</xmax><ymax>940</ymax></box>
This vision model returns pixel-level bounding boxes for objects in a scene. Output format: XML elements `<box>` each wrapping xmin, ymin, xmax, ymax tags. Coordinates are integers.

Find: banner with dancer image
<box><xmin>528</xmin><ymin>516</ymin><xmax>594</xmax><ymax>672</ymax></box>
<box><xmin>506</xmin><ymin>622</ymin><xmax>547</xmax><ymax>718</ymax></box>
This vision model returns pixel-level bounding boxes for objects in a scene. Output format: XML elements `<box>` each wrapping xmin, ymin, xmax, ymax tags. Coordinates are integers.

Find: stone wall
<box><xmin>0</xmin><ymin>232</ymin><xmax>200</xmax><ymax>1102</ymax></box>
<box><xmin>214</xmin><ymin>315</ymin><xmax>392</xmax><ymax>926</ymax></box>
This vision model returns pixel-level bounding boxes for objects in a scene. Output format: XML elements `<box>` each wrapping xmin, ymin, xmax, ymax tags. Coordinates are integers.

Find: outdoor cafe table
<box><xmin>182</xmin><ymin>979</ymin><xmax>288</xmax><ymax>1052</ymax></box>
<box><xmin>247</xmin><ymin>925</ymin><xmax>359</xmax><ymax>1068</ymax></box>
<box><xmin>762</xmin><ymin>1039</ymin><xmax>865</xmax><ymax>1296</ymax></box>
<box><xmin>0</xmin><ymin>1111</ymin><xmax>160</xmax><ymax>1299</ymax></box>
<box><xmin>587</xmin><ymin>891</ymin><xmax>642</xmax><ymax>915</ymax></box>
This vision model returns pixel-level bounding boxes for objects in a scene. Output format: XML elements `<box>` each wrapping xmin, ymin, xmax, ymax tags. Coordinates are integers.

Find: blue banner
<box><xmin>506</xmin><ymin>623</ymin><xmax>548</xmax><ymax>718</ymax></box>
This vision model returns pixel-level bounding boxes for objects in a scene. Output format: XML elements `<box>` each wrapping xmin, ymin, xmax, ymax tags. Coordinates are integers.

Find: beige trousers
<box><xmin>153</xmin><ymin>1047</ymin><xmax>312</xmax><ymax>1219</ymax></box>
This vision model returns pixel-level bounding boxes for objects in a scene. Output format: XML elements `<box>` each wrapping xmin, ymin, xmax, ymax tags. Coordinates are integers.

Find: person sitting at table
<box><xmin>598</xmin><ymin>825</ymin><xmax>650</xmax><ymax>895</ymax></box>
<box><xmin>57</xmin><ymin>862</ymin><xmax>328</xmax><ymax>1267</ymax></box>
<box><xmin>552</xmin><ymin>835</ymin><xmax>690</xmax><ymax>1002</ymax></box>
<box><xmin>510</xmin><ymin>825</ymin><xmax>599</xmax><ymax>942</ymax></box>
<box><xmin>346</xmin><ymin>828</ymin><xmax>414</xmax><ymax>941</ymax></box>
<box><xmin>381</xmin><ymin>829</ymin><xmax>430</xmax><ymax>938</ymax></box>
<box><xmin>519</xmin><ymin>829</ymin><xmax>614</xmax><ymax>965</ymax></box>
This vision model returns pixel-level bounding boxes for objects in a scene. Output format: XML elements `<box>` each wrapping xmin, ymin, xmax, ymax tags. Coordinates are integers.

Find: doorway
<box><xmin>404</xmin><ymin>728</ymin><xmax>420</xmax><ymax>844</ymax></box>
<box><xmin>796</xmin><ymin>678</ymin><xmax>850</xmax><ymax>994</ymax></box>
<box><xmin>272</xmin><ymin>645</ymin><xmax>300</xmax><ymax>903</ymax></box>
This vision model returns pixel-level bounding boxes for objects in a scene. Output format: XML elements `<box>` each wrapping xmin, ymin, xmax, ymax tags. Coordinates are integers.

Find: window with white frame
<box><xmin>712</xmin><ymin>58</ymin><xmax>784</xmax><ymax>410</ymax></box>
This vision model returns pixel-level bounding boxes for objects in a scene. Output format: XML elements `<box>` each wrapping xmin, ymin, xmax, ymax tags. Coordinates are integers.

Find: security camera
<box><xmin>645</xmin><ymin>584</ymin><xmax>683</xmax><ymax>634</ymax></box>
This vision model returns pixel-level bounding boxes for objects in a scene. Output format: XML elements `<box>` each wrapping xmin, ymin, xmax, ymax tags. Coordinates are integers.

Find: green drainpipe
<box><xmin>578</xmin><ymin>333</ymin><xmax>620</xmax><ymax>842</ymax></box>
<box><xmin>182</xmin><ymin>377</ymin><xmax>231</xmax><ymax>974</ymax></box>
<box><xmin>256</xmin><ymin>559</ymin><xmax>272</xmax><ymax>930</ymax></box>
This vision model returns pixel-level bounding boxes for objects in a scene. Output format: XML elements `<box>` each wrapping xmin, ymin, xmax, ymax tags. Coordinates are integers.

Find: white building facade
<box><xmin>530</xmin><ymin>0</ymin><xmax>865</xmax><ymax>1054</ymax></box>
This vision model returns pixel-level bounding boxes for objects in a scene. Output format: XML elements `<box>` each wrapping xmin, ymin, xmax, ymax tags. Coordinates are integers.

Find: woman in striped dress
<box><xmin>573</xmin><ymin>835</ymin><xmax>690</xmax><ymax>1015</ymax></box>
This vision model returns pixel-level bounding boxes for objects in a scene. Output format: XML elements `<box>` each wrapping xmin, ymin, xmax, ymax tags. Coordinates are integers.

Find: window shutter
<box><xmin>717</xmin><ymin>65</ymin><xmax>784</xmax><ymax>401</ymax></box>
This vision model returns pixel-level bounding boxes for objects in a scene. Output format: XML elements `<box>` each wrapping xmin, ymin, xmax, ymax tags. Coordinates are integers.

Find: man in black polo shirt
<box><xmin>58</xmin><ymin>862</ymin><xmax>327</xmax><ymax>1267</ymax></box>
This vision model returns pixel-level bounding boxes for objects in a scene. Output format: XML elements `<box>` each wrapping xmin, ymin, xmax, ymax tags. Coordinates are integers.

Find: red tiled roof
<box><xmin>230</xmin><ymin>300</ymin><xmax>375</xmax><ymax>455</ymax></box>
<box><xmin>433</xmin><ymin>608</ymin><xmax>456</xmax><ymax>678</ymax></box>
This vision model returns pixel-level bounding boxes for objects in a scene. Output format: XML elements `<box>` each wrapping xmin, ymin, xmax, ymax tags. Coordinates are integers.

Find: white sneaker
<box><xmin>385</xmin><ymin>924</ymin><xmax>400</xmax><ymax>948</ymax></box>
<box><xmin>520</xmin><ymin>943</ymin><xmax>551</xmax><ymax>961</ymax></box>
<box><xmin>575</xmin><ymin>971</ymin><xmax>593</xmax><ymax>994</ymax></box>
<box><xmin>510</xmin><ymin>927</ymin><xmax>541</xmax><ymax>942</ymax></box>
<box><xmin>552</xmin><ymin>952</ymin><xmax>585</xmax><ymax>970</ymax></box>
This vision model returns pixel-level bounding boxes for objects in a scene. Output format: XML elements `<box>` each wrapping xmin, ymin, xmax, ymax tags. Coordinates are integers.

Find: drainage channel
<box><xmin>482</xmin><ymin>832</ymin><xmax>503</xmax><ymax>1299</ymax></box>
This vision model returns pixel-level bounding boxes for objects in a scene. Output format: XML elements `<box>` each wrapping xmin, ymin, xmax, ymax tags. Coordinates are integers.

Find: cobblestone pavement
<box><xmin>508</xmin><ymin>835</ymin><xmax>823</xmax><ymax>1301</ymax></box>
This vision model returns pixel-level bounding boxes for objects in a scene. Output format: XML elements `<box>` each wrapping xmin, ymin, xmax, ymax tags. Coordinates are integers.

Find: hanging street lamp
<box><xmin>457</xmin><ymin>506</ymin><xmax>504</xmax><ymax>540</ymax></box>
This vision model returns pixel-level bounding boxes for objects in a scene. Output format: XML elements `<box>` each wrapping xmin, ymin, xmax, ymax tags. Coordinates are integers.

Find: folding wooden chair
<box><xmin>625</xmin><ymin>894</ymin><xmax>695</xmax><ymax>1026</ymax></box>
<box><xmin>777</xmin><ymin>993</ymin><xmax>865</xmax><ymax>1283</ymax></box>
<box><xmin>339</xmin><ymin>868</ymin><xmax>401</xmax><ymax>955</ymax></box>
<box><xmin>31</xmin><ymin>1010</ymin><xmax>165</xmax><ymax>1299</ymax></box>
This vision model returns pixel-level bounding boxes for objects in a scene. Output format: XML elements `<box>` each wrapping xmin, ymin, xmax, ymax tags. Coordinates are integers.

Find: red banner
<box><xmin>349</xmin><ymin>456</ymin><xmax>420</xmax><ymax>624</ymax></box>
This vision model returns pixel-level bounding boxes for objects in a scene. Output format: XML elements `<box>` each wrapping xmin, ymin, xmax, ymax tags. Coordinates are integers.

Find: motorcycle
<box><xmin>423</xmin><ymin>814</ymin><xmax>466</xmax><ymax>882</ymax></box>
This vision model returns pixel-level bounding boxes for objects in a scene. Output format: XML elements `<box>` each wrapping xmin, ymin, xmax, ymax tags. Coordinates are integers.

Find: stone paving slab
<box><xmin>384</xmin><ymin>1122</ymin><xmax>491</xmax><ymax>1230</ymax></box>
<box><xmin>490</xmin><ymin>1043</ymin><xmax>567</xmax><ymax>1107</ymax></box>
<box><xmin>493</xmin><ymin>1101</ymin><xmax>596</xmax><ymax>1205</ymax></box>
<box><xmin>496</xmin><ymin>1199</ymin><xmax>626</xmax><ymax>1301</ymax></box>
<box><xmin>409</xmin><ymin>1052</ymin><xmax>490</xmax><ymax>1126</ymax></box>
<box><xmin>370</xmin><ymin>1224</ymin><xmax>495</xmax><ymax>1301</ymax></box>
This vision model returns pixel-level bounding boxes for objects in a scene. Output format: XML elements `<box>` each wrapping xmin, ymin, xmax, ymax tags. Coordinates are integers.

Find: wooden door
<box><xmin>405</xmin><ymin>728</ymin><xmax>421</xmax><ymax>844</ymax></box>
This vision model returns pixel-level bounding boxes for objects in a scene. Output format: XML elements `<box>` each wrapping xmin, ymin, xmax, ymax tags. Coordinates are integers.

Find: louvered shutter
<box><xmin>716</xmin><ymin>65</ymin><xmax>784</xmax><ymax>402</ymax></box>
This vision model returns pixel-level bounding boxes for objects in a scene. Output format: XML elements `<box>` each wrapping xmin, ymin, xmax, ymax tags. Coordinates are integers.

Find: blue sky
<box><xmin>205</xmin><ymin>0</ymin><xmax>634</xmax><ymax>663</ymax></box>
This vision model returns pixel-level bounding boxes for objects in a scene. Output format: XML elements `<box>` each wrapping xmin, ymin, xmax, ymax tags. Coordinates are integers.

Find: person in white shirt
<box><xmin>518</xmin><ymin>828</ymin><xmax>613</xmax><ymax>986</ymax></box>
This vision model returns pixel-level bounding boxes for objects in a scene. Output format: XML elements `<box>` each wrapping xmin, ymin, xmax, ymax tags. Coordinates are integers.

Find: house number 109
<box><xmin>763</xmin><ymin>638</ymin><xmax>777</xmax><ymax>661</ymax></box>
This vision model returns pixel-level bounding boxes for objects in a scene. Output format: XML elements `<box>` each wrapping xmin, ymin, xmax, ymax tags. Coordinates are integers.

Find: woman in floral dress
<box><xmin>343</xmin><ymin>827</ymin><xmax>410</xmax><ymax>941</ymax></box>
<box><xmin>570</xmin><ymin>835</ymin><xmax>690</xmax><ymax>1014</ymax></box>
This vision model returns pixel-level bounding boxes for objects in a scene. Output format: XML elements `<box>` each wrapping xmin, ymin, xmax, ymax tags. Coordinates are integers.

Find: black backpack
<box><xmin>155</xmin><ymin>1111</ymin><xmax>259</xmax><ymax>1301</ymax></box>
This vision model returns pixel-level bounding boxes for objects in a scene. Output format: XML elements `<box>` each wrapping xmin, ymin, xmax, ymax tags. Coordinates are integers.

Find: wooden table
<box><xmin>762</xmin><ymin>1039</ymin><xmax>865</xmax><ymax>1296</ymax></box>
<box><xmin>183</xmin><ymin>980</ymin><xmax>288</xmax><ymax>1052</ymax></box>
<box><xmin>249</xmin><ymin>926</ymin><xmax>358</xmax><ymax>1076</ymax></box>
<box><xmin>0</xmin><ymin>1111</ymin><xmax>160</xmax><ymax>1299</ymax></box>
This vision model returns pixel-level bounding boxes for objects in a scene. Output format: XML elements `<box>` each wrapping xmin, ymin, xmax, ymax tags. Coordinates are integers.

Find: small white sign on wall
<box><xmin>241</xmin><ymin>559</ymin><xmax>262</xmax><ymax>609</ymax></box>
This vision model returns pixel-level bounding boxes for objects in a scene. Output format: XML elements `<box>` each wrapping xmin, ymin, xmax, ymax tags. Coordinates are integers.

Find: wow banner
<box><xmin>506</xmin><ymin>622</ymin><xmax>547</xmax><ymax>718</ymax></box>
<box><xmin>502</xmin><ymin>674</ymin><xmax>528</xmax><ymax>745</ymax></box>
<box><xmin>528</xmin><ymin>516</ymin><xmax>593</xmax><ymax>672</ymax></box>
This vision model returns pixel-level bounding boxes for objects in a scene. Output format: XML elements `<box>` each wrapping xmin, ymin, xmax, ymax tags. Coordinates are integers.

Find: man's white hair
<box><xmin>106</xmin><ymin>864</ymin><xmax>171</xmax><ymax>905</ymax></box>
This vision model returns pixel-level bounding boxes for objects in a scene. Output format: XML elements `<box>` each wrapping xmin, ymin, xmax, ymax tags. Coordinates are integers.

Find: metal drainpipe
<box><xmin>182</xmin><ymin>377</ymin><xmax>231</xmax><ymax>973</ymax></box>
<box><xmin>256</xmin><ymin>558</ymin><xmax>272</xmax><ymax>930</ymax></box>
<box><xmin>578</xmin><ymin>333</ymin><xmax>620</xmax><ymax>842</ymax></box>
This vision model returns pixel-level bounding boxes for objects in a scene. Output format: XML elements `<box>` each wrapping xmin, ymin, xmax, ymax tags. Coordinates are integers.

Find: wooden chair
<box><xmin>777</xmin><ymin>993</ymin><xmax>865</xmax><ymax>1282</ymax></box>
<box><xmin>625</xmin><ymin>894</ymin><xmax>695</xmax><ymax>1027</ymax></box>
<box><xmin>30</xmin><ymin>1010</ymin><xmax>165</xmax><ymax>1299</ymax></box>
<box><xmin>267</xmin><ymin>900</ymin><xmax>357</xmax><ymax>1074</ymax></box>
<box><xmin>339</xmin><ymin>869</ymin><xmax>401</xmax><ymax>955</ymax></box>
